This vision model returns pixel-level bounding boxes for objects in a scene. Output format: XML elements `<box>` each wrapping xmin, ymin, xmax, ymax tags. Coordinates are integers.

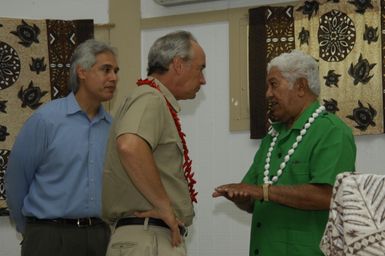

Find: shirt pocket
<box><xmin>284</xmin><ymin>161</ymin><xmax>310</xmax><ymax>184</ymax></box>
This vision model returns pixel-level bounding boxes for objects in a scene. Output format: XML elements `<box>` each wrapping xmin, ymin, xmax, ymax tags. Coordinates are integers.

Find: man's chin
<box><xmin>101</xmin><ymin>93</ymin><xmax>115</xmax><ymax>102</ymax></box>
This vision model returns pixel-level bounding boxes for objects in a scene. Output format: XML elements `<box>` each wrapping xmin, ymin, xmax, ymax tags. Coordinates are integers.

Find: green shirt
<box><xmin>242</xmin><ymin>102</ymin><xmax>356</xmax><ymax>256</ymax></box>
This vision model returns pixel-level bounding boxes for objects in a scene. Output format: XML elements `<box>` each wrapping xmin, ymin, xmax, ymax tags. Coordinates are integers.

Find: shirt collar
<box><xmin>65</xmin><ymin>92</ymin><xmax>112</xmax><ymax>123</ymax></box>
<box><xmin>149</xmin><ymin>76</ymin><xmax>181</xmax><ymax>113</ymax></box>
<box><xmin>272</xmin><ymin>101</ymin><xmax>320</xmax><ymax>132</ymax></box>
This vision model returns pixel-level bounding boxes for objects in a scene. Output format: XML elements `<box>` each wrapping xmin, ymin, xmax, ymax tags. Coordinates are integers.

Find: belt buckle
<box><xmin>77</xmin><ymin>218</ymin><xmax>91</xmax><ymax>228</ymax></box>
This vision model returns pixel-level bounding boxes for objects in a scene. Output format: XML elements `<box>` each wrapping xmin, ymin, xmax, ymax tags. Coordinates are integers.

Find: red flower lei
<box><xmin>137</xmin><ymin>78</ymin><xmax>197</xmax><ymax>203</ymax></box>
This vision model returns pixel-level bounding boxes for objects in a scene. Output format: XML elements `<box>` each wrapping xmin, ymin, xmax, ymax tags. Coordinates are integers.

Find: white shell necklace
<box><xmin>263</xmin><ymin>105</ymin><xmax>326</xmax><ymax>184</ymax></box>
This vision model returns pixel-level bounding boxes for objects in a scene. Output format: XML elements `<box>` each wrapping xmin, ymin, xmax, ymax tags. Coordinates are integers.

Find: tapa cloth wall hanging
<box><xmin>0</xmin><ymin>17</ymin><xmax>94</xmax><ymax>215</ymax></box>
<box><xmin>249</xmin><ymin>0</ymin><xmax>384</xmax><ymax>139</ymax></box>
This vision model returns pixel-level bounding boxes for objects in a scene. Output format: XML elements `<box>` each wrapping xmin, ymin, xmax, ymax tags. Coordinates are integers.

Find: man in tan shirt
<box><xmin>102</xmin><ymin>30</ymin><xmax>206</xmax><ymax>256</ymax></box>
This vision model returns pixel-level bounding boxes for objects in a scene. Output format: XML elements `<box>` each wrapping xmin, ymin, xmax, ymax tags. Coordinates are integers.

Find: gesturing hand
<box><xmin>212</xmin><ymin>183</ymin><xmax>261</xmax><ymax>202</ymax></box>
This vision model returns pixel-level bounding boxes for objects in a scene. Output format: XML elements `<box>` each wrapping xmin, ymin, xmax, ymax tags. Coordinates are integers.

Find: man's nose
<box><xmin>265</xmin><ymin>86</ymin><xmax>272</xmax><ymax>97</ymax></box>
<box><xmin>200</xmin><ymin>73</ymin><xmax>206</xmax><ymax>85</ymax></box>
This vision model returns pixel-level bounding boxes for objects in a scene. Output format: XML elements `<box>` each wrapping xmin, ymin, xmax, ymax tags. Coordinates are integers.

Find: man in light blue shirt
<box><xmin>5</xmin><ymin>39</ymin><xmax>119</xmax><ymax>256</ymax></box>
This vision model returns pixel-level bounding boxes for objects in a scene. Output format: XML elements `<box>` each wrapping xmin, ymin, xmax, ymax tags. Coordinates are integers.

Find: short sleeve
<box><xmin>115</xmin><ymin>91</ymin><xmax>166</xmax><ymax>150</ymax></box>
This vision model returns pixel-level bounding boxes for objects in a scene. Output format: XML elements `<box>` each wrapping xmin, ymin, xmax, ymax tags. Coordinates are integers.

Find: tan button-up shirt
<box><xmin>102</xmin><ymin>78</ymin><xmax>194</xmax><ymax>226</ymax></box>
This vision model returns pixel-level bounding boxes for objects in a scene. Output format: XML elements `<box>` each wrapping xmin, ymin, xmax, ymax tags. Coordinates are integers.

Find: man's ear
<box><xmin>77</xmin><ymin>65</ymin><xmax>86</xmax><ymax>80</ymax></box>
<box><xmin>295</xmin><ymin>78</ymin><xmax>309</xmax><ymax>97</ymax></box>
<box><xmin>171</xmin><ymin>56</ymin><xmax>184</xmax><ymax>75</ymax></box>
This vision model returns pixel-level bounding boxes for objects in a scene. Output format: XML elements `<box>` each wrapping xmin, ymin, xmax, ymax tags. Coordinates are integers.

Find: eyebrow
<box><xmin>100</xmin><ymin>64</ymin><xmax>119</xmax><ymax>72</ymax></box>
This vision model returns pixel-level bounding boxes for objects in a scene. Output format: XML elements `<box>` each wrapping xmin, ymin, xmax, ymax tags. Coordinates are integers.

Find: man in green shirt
<box><xmin>212</xmin><ymin>50</ymin><xmax>356</xmax><ymax>256</ymax></box>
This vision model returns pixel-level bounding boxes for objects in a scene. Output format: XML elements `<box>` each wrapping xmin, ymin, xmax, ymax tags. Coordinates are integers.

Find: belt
<box><xmin>116</xmin><ymin>217</ymin><xmax>187</xmax><ymax>237</ymax></box>
<box><xmin>26</xmin><ymin>216</ymin><xmax>105</xmax><ymax>228</ymax></box>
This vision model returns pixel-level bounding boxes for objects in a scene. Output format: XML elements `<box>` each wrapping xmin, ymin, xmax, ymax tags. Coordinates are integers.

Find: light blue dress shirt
<box><xmin>5</xmin><ymin>93</ymin><xmax>112</xmax><ymax>233</ymax></box>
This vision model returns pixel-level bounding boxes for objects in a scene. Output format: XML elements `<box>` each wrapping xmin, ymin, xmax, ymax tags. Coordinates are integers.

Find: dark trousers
<box><xmin>21</xmin><ymin>221</ymin><xmax>110</xmax><ymax>256</ymax></box>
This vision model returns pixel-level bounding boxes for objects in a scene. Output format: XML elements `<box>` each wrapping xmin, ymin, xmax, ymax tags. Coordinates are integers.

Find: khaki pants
<box><xmin>106</xmin><ymin>223</ymin><xmax>186</xmax><ymax>256</ymax></box>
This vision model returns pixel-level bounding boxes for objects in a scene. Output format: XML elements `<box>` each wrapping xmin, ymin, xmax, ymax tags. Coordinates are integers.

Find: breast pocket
<box><xmin>284</xmin><ymin>161</ymin><xmax>311</xmax><ymax>184</ymax></box>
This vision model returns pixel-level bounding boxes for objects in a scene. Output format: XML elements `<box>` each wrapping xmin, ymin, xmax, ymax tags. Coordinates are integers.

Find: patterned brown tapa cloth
<box><xmin>0</xmin><ymin>18</ymin><xmax>94</xmax><ymax>215</ymax></box>
<box><xmin>320</xmin><ymin>172</ymin><xmax>385</xmax><ymax>255</ymax></box>
<box><xmin>249</xmin><ymin>0</ymin><xmax>385</xmax><ymax>139</ymax></box>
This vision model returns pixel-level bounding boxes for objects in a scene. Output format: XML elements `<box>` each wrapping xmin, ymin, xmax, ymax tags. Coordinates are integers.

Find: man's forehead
<box><xmin>267</xmin><ymin>68</ymin><xmax>282</xmax><ymax>78</ymax></box>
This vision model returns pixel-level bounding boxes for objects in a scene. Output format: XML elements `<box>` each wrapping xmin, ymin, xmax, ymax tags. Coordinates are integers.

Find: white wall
<box><xmin>1</xmin><ymin>0</ymin><xmax>109</xmax><ymax>23</ymax></box>
<box><xmin>1</xmin><ymin>1</ymin><xmax>385</xmax><ymax>256</ymax></box>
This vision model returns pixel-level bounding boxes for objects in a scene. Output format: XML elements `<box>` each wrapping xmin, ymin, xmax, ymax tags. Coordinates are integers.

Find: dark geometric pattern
<box><xmin>0</xmin><ymin>149</ymin><xmax>9</xmax><ymax>216</ymax></box>
<box><xmin>318</xmin><ymin>10</ymin><xmax>355</xmax><ymax>62</ymax></box>
<box><xmin>0</xmin><ymin>149</ymin><xmax>10</xmax><ymax>201</ymax></box>
<box><xmin>0</xmin><ymin>41</ymin><xmax>21</xmax><ymax>90</ymax></box>
<box><xmin>47</xmin><ymin>20</ymin><xmax>94</xmax><ymax>99</ymax></box>
<box><xmin>265</xmin><ymin>7</ymin><xmax>295</xmax><ymax>62</ymax></box>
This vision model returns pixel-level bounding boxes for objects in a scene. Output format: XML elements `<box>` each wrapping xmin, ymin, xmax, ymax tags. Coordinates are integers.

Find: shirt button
<box><xmin>256</xmin><ymin>222</ymin><xmax>261</xmax><ymax>228</ymax></box>
<box><xmin>254</xmin><ymin>249</ymin><xmax>259</xmax><ymax>255</ymax></box>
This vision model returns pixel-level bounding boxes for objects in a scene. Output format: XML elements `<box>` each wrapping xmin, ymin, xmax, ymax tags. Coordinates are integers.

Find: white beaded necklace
<box><xmin>263</xmin><ymin>105</ymin><xmax>326</xmax><ymax>184</ymax></box>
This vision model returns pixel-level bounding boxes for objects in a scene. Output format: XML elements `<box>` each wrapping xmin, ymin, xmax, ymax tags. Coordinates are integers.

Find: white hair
<box><xmin>267</xmin><ymin>50</ymin><xmax>320</xmax><ymax>95</ymax></box>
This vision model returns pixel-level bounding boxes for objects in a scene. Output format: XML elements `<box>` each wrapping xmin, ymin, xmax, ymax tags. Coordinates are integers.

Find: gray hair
<box><xmin>69</xmin><ymin>39</ymin><xmax>117</xmax><ymax>93</ymax></box>
<box><xmin>147</xmin><ymin>30</ymin><xmax>197</xmax><ymax>76</ymax></box>
<box><xmin>267</xmin><ymin>50</ymin><xmax>320</xmax><ymax>96</ymax></box>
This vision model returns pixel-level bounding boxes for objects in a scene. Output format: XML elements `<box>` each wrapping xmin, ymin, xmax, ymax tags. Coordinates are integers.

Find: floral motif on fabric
<box><xmin>0</xmin><ymin>41</ymin><xmax>21</xmax><ymax>89</ymax></box>
<box><xmin>363</xmin><ymin>25</ymin><xmax>379</xmax><ymax>44</ymax></box>
<box><xmin>323</xmin><ymin>70</ymin><xmax>341</xmax><ymax>87</ymax></box>
<box><xmin>318</xmin><ymin>10</ymin><xmax>355</xmax><ymax>62</ymax></box>
<box><xmin>0</xmin><ymin>125</ymin><xmax>9</xmax><ymax>142</ymax></box>
<box><xmin>323</xmin><ymin>99</ymin><xmax>340</xmax><ymax>113</ymax></box>
<box><xmin>298</xmin><ymin>27</ymin><xmax>310</xmax><ymax>45</ymax></box>
<box><xmin>348</xmin><ymin>54</ymin><xmax>376</xmax><ymax>85</ymax></box>
<box><xmin>30</xmin><ymin>57</ymin><xmax>47</xmax><ymax>75</ymax></box>
<box><xmin>296</xmin><ymin>0</ymin><xmax>319</xmax><ymax>20</ymax></box>
<box><xmin>348</xmin><ymin>0</ymin><xmax>374</xmax><ymax>14</ymax></box>
<box><xmin>18</xmin><ymin>80</ymin><xmax>48</xmax><ymax>110</ymax></box>
<box><xmin>0</xmin><ymin>100</ymin><xmax>6</xmax><ymax>113</ymax></box>
<box><xmin>346</xmin><ymin>100</ymin><xmax>377</xmax><ymax>131</ymax></box>
<box><xmin>10</xmin><ymin>20</ymin><xmax>40</xmax><ymax>48</ymax></box>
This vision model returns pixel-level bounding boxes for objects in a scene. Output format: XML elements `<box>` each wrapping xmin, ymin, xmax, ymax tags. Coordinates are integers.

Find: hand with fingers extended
<box><xmin>213</xmin><ymin>183</ymin><xmax>260</xmax><ymax>200</ymax></box>
<box><xmin>134</xmin><ymin>207</ymin><xmax>185</xmax><ymax>247</ymax></box>
<box><xmin>212</xmin><ymin>183</ymin><xmax>262</xmax><ymax>212</ymax></box>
